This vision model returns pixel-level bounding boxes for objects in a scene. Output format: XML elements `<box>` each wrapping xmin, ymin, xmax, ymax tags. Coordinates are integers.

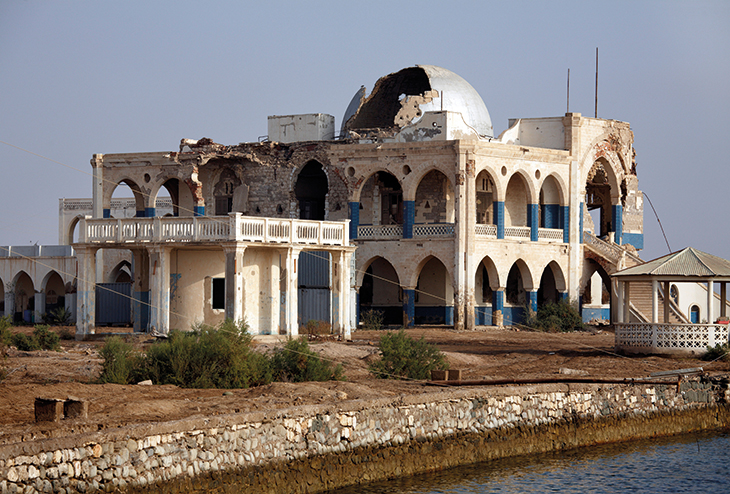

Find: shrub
<box><xmin>703</xmin><ymin>343</ymin><xmax>730</xmax><ymax>362</ymax></box>
<box><xmin>98</xmin><ymin>336</ymin><xmax>143</xmax><ymax>384</ymax></box>
<box><xmin>9</xmin><ymin>325</ymin><xmax>61</xmax><ymax>351</ymax></box>
<box><xmin>140</xmin><ymin>319</ymin><xmax>272</xmax><ymax>388</ymax></box>
<box><xmin>528</xmin><ymin>299</ymin><xmax>585</xmax><ymax>332</ymax></box>
<box><xmin>0</xmin><ymin>316</ymin><xmax>12</xmax><ymax>347</ymax></box>
<box><xmin>270</xmin><ymin>338</ymin><xmax>343</xmax><ymax>382</ymax></box>
<box><xmin>47</xmin><ymin>307</ymin><xmax>72</xmax><ymax>326</ymax></box>
<box><xmin>369</xmin><ymin>331</ymin><xmax>448</xmax><ymax>380</ymax></box>
<box><xmin>360</xmin><ymin>309</ymin><xmax>384</xmax><ymax>331</ymax></box>
<box><xmin>58</xmin><ymin>327</ymin><xmax>75</xmax><ymax>340</ymax></box>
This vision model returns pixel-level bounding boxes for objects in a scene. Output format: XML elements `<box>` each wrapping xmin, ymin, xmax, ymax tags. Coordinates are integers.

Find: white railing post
<box><xmin>709</xmin><ymin>325</ymin><xmax>716</xmax><ymax>348</ymax></box>
<box><xmin>344</xmin><ymin>219</ymin><xmax>350</xmax><ymax>245</ymax></box>
<box><xmin>152</xmin><ymin>217</ymin><xmax>162</xmax><ymax>242</ymax></box>
<box><xmin>229</xmin><ymin>213</ymin><xmax>242</xmax><ymax>241</ymax></box>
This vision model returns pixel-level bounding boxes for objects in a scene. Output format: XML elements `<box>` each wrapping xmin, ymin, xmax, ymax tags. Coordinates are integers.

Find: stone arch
<box><xmin>153</xmin><ymin>177</ymin><xmax>196</xmax><ymax>217</ymax></box>
<box><xmin>0</xmin><ymin>275</ymin><xmax>4</xmax><ymax>316</ymax></box>
<box><xmin>41</xmin><ymin>270</ymin><xmax>66</xmax><ymax>317</ymax></box>
<box><xmin>504</xmin><ymin>173</ymin><xmax>531</xmax><ymax>227</ymax></box>
<box><xmin>538</xmin><ymin>174</ymin><xmax>564</xmax><ymax>229</ymax></box>
<box><xmin>581</xmin><ymin>258</ymin><xmax>612</xmax><ymax>322</ymax></box>
<box><xmin>357</xmin><ymin>171</ymin><xmax>403</xmax><ymax>225</ymax></box>
<box><xmin>414</xmin><ymin>169</ymin><xmax>455</xmax><ymax>224</ymax></box>
<box><xmin>295</xmin><ymin>160</ymin><xmax>329</xmax><ymax>220</ymax></box>
<box><xmin>475</xmin><ymin>255</ymin><xmax>500</xmax><ymax>304</ymax></box>
<box><xmin>403</xmin><ymin>163</ymin><xmax>453</xmax><ymax>201</ymax></box>
<box><xmin>475</xmin><ymin>169</ymin><xmax>497</xmax><ymax>225</ymax></box>
<box><xmin>358</xmin><ymin>256</ymin><xmax>402</xmax><ymax>326</ymax></box>
<box><xmin>12</xmin><ymin>270</ymin><xmax>35</xmax><ymax>323</ymax></box>
<box><xmin>109</xmin><ymin>260</ymin><xmax>132</xmax><ymax>283</ymax></box>
<box><xmin>66</xmin><ymin>215</ymin><xmax>85</xmax><ymax>244</ymax></box>
<box><xmin>414</xmin><ymin>256</ymin><xmax>453</xmax><ymax>325</ymax></box>
<box><xmin>505</xmin><ymin>259</ymin><xmax>534</xmax><ymax>306</ymax></box>
<box><xmin>537</xmin><ymin>261</ymin><xmax>567</xmax><ymax>306</ymax></box>
<box><xmin>106</xmin><ymin>178</ymin><xmax>146</xmax><ymax>217</ymax></box>
<box><xmin>585</xmin><ymin>157</ymin><xmax>620</xmax><ymax>238</ymax></box>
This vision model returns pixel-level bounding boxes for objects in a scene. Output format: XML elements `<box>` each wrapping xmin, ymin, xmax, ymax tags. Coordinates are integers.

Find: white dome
<box><xmin>342</xmin><ymin>65</ymin><xmax>493</xmax><ymax>138</ymax></box>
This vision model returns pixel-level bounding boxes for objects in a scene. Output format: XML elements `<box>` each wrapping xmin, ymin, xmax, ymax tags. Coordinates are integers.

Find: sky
<box><xmin>1</xmin><ymin>0</ymin><xmax>729</xmax><ymax>263</ymax></box>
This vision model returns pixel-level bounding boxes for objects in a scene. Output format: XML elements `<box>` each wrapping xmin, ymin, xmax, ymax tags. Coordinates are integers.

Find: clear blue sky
<box><xmin>1</xmin><ymin>0</ymin><xmax>728</xmax><ymax>262</ymax></box>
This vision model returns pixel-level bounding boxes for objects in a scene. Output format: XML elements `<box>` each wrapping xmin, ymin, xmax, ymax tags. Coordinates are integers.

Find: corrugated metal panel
<box><xmin>96</xmin><ymin>283</ymin><xmax>131</xmax><ymax>325</ymax></box>
<box><xmin>299</xmin><ymin>251</ymin><xmax>330</xmax><ymax>288</ymax></box>
<box><xmin>614</xmin><ymin>247</ymin><xmax>730</xmax><ymax>278</ymax></box>
<box><xmin>298</xmin><ymin>288</ymin><xmax>330</xmax><ymax>325</ymax></box>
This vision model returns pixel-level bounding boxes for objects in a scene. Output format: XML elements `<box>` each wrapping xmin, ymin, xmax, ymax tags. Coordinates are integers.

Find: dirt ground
<box><xmin>1</xmin><ymin>325</ymin><xmax>728</xmax><ymax>446</ymax></box>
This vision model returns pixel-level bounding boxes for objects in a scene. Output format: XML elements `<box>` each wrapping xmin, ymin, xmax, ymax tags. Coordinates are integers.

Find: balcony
<box><xmin>77</xmin><ymin>214</ymin><xmax>350</xmax><ymax>247</ymax></box>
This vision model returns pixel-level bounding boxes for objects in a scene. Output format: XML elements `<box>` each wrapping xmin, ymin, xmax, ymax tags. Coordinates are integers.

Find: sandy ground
<box><xmin>1</xmin><ymin>325</ymin><xmax>728</xmax><ymax>446</ymax></box>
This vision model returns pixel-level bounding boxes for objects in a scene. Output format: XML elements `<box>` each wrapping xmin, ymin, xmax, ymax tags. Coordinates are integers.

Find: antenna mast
<box><xmin>567</xmin><ymin>68</ymin><xmax>570</xmax><ymax>113</ymax></box>
<box><xmin>594</xmin><ymin>47</ymin><xmax>599</xmax><ymax>118</ymax></box>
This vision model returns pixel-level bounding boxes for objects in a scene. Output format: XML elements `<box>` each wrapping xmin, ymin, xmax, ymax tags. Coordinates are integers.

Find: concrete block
<box><xmin>35</xmin><ymin>398</ymin><xmax>64</xmax><ymax>423</ymax></box>
<box><xmin>430</xmin><ymin>370</ymin><xmax>447</xmax><ymax>381</ymax></box>
<box><xmin>447</xmin><ymin>369</ymin><xmax>462</xmax><ymax>381</ymax></box>
<box><xmin>64</xmin><ymin>399</ymin><xmax>88</xmax><ymax>419</ymax></box>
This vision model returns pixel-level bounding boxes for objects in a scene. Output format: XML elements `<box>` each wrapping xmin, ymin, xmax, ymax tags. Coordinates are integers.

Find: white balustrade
<box><xmin>80</xmin><ymin>215</ymin><xmax>347</xmax><ymax>247</ymax></box>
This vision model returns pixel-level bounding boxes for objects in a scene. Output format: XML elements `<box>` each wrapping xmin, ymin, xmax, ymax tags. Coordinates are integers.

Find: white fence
<box><xmin>615</xmin><ymin>322</ymin><xmax>730</xmax><ymax>355</ymax></box>
<box><xmin>79</xmin><ymin>214</ymin><xmax>349</xmax><ymax>247</ymax></box>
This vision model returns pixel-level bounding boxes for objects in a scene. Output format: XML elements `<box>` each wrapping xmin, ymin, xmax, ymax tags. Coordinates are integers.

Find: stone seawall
<box><xmin>1</xmin><ymin>378</ymin><xmax>729</xmax><ymax>493</ymax></box>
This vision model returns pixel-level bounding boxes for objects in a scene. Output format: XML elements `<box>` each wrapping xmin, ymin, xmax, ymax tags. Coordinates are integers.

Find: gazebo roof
<box><xmin>613</xmin><ymin>247</ymin><xmax>730</xmax><ymax>279</ymax></box>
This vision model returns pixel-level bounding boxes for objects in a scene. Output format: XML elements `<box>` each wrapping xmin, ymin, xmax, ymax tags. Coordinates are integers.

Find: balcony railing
<box><xmin>475</xmin><ymin>224</ymin><xmax>497</xmax><ymax>238</ymax></box>
<box><xmin>357</xmin><ymin>225</ymin><xmax>403</xmax><ymax>239</ymax></box>
<box><xmin>78</xmin><ymin>214</ymin><xmax>349</xmax><ymax>247</ymax></box>
<box><xmin>537</xmin><ymin>228</ymin><xmax>564</xmax><ymax>242</ymax></box>
<box><xmin>413</xmin><ymin>224</ymin><xmax>455</xmax><ymax>237</ymax></box>
<box><xmin>504</xmin><ymin>226</ymin><xmax>531</xmax><ymax>239</ymax></box>
<box><xmin>615</xmin><ymin>322</ymin><xmax>730</xmax><ymax>355</ymax></box>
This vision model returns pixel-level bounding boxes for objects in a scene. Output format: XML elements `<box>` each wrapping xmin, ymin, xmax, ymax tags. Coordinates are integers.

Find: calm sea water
<box><xmin>328</xmin><ymin>430</ymin><xmax>730</xmax><ymax>494</ymax></box>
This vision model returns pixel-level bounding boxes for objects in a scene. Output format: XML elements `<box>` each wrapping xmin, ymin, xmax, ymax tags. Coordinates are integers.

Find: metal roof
<box><xmin>612</xmin><ymin>247</ymin><xmax>730</xmax><ymax>279</ymax></box>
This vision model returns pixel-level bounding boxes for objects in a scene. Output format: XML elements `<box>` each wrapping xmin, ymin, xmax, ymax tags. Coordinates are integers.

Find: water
<box><xmin>328</xmin><ymin>430</ymin><xmax>730</xmax><ymax>494</ymax></box>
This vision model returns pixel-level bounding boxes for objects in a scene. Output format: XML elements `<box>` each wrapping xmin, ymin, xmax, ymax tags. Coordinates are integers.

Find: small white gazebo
<box><xmin>612</xmin><ymin>247</ymin><xmax>730</xmax><ymax>355</ymax></box>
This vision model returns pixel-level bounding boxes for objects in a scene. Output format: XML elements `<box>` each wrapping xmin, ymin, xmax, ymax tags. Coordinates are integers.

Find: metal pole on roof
<box><xmin>567</xmin><ymin>68</ymin><xmax>570</xmax><ymax>114</ymax></box>
<box><xmin>595</xmin><ymin>47</ymin><xmax>599</xmax><ymax>118</ymax></box>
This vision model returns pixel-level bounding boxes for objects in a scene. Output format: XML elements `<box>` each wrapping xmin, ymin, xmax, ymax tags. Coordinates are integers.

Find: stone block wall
<box><xmin>1</xmin><ymin>379</ymin><xmax>728</xmax><ymax>493</ymax></box>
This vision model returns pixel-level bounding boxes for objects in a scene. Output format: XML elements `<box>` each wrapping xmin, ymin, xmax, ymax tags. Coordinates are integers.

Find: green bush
<box><xmin>527</xmin><ymin>299</ymin><xmax>585</xmax><ymax>332</ymax></box>
<box><xmin>703</xmin><ymin>343</ymin><xmax>730</xmax><ymax>362</ymax></box>
<box><xmin>0</xmin><ymin>316</ymin><xmax>12</xmax><ymax>347</ymax></box>
<box><xmin>8</xmin><ymin>325</ymin><xmax>61</xmax><ymax>351</ymax></box>
<box><xmin>302</xmin><ymin>320</ymin><xmax>331</xmax><ymax>335</ymax></box>
<box><xmin>143</xmin><ymin>320</ymin><xmax>272</xmax><ymax>388</ymax></box>
<box><xmin>360</xmin><ymin>309</ymin><xmax>384</xmax><ymax>331</ymax></box>
<box><xmin>98</xmin><ymin>336</ymin><xmax>143</xmax><ymax>384</ymax></box>
<box><xmin>369</xmin><ymin>331</ymin><xmax>448</xmax><ymax>380</ymax></box>
<box><xmin>44</xmin><ymin>307</ymin><xmax>72</xmax><ymax>326</ymax></box>
<box><xmin>270</xmin><ymin>338</ymin><xmax>343</xmax><ymax>382</ymax></box>
<box><xmin>99</xmin><ymin>319</ymin><xmax>272</xmax><ymax>388</ymax></box>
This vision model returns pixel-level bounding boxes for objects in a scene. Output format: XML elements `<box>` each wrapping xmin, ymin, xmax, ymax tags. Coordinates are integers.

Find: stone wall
<box><xmin>1</xmin><ymin>379</ymin><xmax>728</xmax><ymax>494</ymax></box>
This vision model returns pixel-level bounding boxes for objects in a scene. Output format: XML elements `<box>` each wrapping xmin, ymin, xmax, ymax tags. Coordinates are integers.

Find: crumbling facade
<box><xmin>70</xmin><ymin>64</ymin><xmax>644</xmax><ymax>334</ymax></box>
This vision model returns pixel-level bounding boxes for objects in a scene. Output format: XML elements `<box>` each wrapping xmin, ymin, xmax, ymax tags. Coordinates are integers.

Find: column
<box><xmin>403</xmin><ymin>200</ymin><xmax>415</xmax><ymax>239</ymax></box>
<box><xmin>528</xmin><ymin>204</ymin><xmax>539</xmax><ymax>241</ymax></box>
<box><xmin>707</xmin><ymin>279</ymin><xmax>714</xmax><ymax>324</ymax></box>
<box><xmin>721</xmin><ymin>282</ymin><xmax>727</xmax><ymax>318</ymax></box>
<box><xmin>148</xmin><ymin>246</ymin><xmax>171</xmax><ymax>334</ymax></box>
<box><xmin>36</xmin><ymin>288</ymin><xmax>46</xmax><ymax>320</ymax></box>
<box><xmin>193</xmin><ymin>205</ymin><xmax>205</xmax><ymax>216</ymax></box>
<box><xmin>403</xmin><ymin>287</ymin><xmax>415</xmax><ymax>328</ymax></box>
<box><xmin>145</xmin><ymin>207</ymin><xmax>156</xmax><ymax>218</ymax></box>
<box><xmin>663</xmin><ymin>281</ymin><xmax>670</xmax><ymax>324</ymax></box>
<box><xmin>617</xmin><ymin>281</ymin><xmax>624</xmax><ymax>323</ymax></box>
<box><xmin>611</xmin><ymin>204</ymin><xmax>623</xmax><ymax>245</ymax></box>
<box><xmin>651</xmin><ymin>279</ymin><xmax>658</xmax><ymax>323</ymax></box>
<box><xmin>283</xmin><ymin>248</ymin><xmax>300</xmax><ymax>336</ymax></box>
<box><xmin>132</xmin><ymin>249</ymin><xmax>150</xmax><ymax>333</ymax></box>
<box><xmin>223</xmin><ymin>244</ymin><xmax>246</xmax><ymax>326</ymax></box>
<box><xmin>579</xmin><ymin>202</ymin><xmax>585</xmax><ymax>243</ymax></box>
<box><xmin>623</xmin><ymin>281</ymin><xmax>631</xmax><ymax>324</ymax></box>
<box><xmin>3</xmin><ymin>288</ymin><xmax>14</xmax><ymax>320</ymax></box>
<box><xmin>528</xmin><ymin>290</ymin><xmax>538</xmax><ymax>314</ymax></box>
<box><xmin>492</xmin><ymin>289</ymin><xmax>504</xmax><ymax>327</ymax></box>
<box><xmin>561</xmin><ymin>205</ymin><xmax>570</xmax><ymax>243</ymax></box>
<box><xmin>494</xmin><ymin>201</ymin><xmax>505</xmax><ymax>239</ymax></box>
<box><xmin>75</xmin><ymin>246</ymin><xmax>97</xmax><ymax>338</ymax></box>
<box><xmin>348</xmin><ymin>202</ymin><xmax>360</xmax><ymax>240</ymax></box>
<box><xmin>332</xmin><ymin>250</ymin><xmax>352</xmax><ymax>340</ymax></box>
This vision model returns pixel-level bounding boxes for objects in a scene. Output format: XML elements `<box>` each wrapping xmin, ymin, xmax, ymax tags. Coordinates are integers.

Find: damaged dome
<box><xmin>342</xmin><ymin>65</ymin><xmax>493</xmax><ymax>138</ymax></box>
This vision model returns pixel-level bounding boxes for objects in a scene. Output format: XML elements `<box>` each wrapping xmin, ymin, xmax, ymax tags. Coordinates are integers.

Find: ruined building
<box><xmin>2</xmin><ymin>65</ymin><xmax>646</xmax><ymax>335</ymax></box>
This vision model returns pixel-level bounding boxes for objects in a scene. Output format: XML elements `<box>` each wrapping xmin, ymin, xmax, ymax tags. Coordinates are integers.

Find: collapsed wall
<box><xmin>1</xmin><ymin>379</ymin><xmax>729</xmax><ymax>493</ymax></box>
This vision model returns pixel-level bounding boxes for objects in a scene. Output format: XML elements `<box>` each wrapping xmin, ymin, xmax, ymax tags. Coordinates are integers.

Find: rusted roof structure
<box><xmin>612</xmin><ymin>247</ymin><xmax>730</xmax><ymax>280</ymax></box>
